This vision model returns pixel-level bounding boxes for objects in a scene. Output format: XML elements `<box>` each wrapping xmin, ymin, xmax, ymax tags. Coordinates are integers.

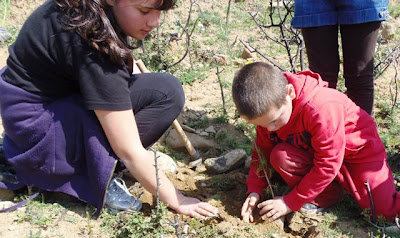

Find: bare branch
<box><xmin>239</xmin><ymin>39</ymin><xmax>286</xmax><ymax>71</ymax></box>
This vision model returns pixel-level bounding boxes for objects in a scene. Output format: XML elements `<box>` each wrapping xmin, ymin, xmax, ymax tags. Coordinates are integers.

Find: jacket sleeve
<box><xmin>283</xmin><ymin>102</ymin><xmax>346</xmax><ymax>211</ymax></box>
<box><xmin>246</xmin><ymin>126</ymin><xmax>275</xmax><ymax>198</ymax></box>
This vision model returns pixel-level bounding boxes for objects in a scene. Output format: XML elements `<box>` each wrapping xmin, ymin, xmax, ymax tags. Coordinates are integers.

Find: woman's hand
<box><xmin>174</xmin><ymin>195</ymin><xmax>218</xmax><ymax>219</ymax></box>
<box><xmin>241</xmin><ymin>192</ymin><xmax>260</xmax><ymax>223</ymax></box>
<box><xmin>258</xmin><ymin>196</ymin><xmax>292</xmax><ymax>221</ymax></box>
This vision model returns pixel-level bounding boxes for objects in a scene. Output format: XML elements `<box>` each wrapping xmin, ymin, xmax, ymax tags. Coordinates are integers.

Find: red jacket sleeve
<box><xmin>246</xmin><ymin>126</ymin><xmax>275</xmax><ymax>198</ymax></box>
<box><xmin>283</xmin><ymin>102</ymin><xmax>346</xmax><ymax>211</ymax></box>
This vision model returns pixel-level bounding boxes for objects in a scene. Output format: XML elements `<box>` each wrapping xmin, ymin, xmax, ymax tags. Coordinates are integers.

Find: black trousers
<box><xmin>301</xmin><ymin>21</ymin><xmax>381</xmax><ymax>114</ymax></box>
<box><xmin>130</xmin><ymin>72</ymin><xmax>185</xmax><ymax>147</ymax></box>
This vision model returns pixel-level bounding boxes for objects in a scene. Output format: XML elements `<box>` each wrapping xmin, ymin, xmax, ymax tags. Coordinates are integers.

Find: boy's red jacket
<box><xmin>247</xmin><ymin>71</ymin><xmax>386</xmax><ymax>211</ymax></box>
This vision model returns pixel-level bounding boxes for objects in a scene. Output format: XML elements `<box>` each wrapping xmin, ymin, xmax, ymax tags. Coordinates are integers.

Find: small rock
<box><xmin>0</xmin><ymin>201</ymin><xmax>14</xmax><ymax>210</ymax></box>
<box><xmin>8</xmin><ymin>225</ymin><xmax>15</xmax><ymax>231</ymax></box>
<box><xmin>176</xmin><ymin>161</ymin><xmax>185</xmax><ymax>168</ymax></box>
<box><xmin>205</xmin><ymin>126</ymin><xmax>216</xmax><ymax>134</ymax></box>
<box><xmin>17</xmin><ymin>206</ymin><xmax>26</xmax><ymax>212</ymax></box>
<box><xmin>195</xmin><ymin>164</ymin><xmax>207</xmax><ymax>173</ymax></box>
<box><xmin>204</xmin><ymin>149</ymin><xmax>247</xmax><ymax>173</ymax></box>
<box><xmin>193</xmin><ymin>175</ymin><xmax>206</xmax><ymax>181</ymax></box>
<box><xmin>176</xmin><ymin>172</ymin><xmax>186</xmax><ymax>181</ymax></box>
<box><xmin>233</xmin><ymin>58</ymin><xmax>246</xmax><ymax>67</ymax></box>
<box><xmin>381</xmin><ymin>22</ymin><xmax>395</xmax><ymax>42</ymax></box>
<box><xmin>67</xmin><ymin>211</ymin><xmax>75</xmax><ymax>216</ymax></box>
<box><xmin>181</xmin><ymin>124</ymin><xmax>196</xmax><ymax>133</ymax></box>
<box><xmin>188</xmin><ymin>158</ymin><xmax>202</xmax><ymax>168</ymax></box>
<box><xmin>241</xmin><ymin>48</ymin><xmax>255</xmax><ymax>59</ymax></box>
<box><xmin>0</xmin><ymin>27</ymin><xmax>12</xmax><ymax>45</ymax></box>
<box><xmin>153</xmin><ymin>150</ymin><xmax>177</xmax><ymax>174</ymax></box>
<box><xmin>244</xmin><ymin>156</ymin><xmax>252</xmax><ymax>172</ymax></box>
<box><xmin>199</xmin><ymin>131</ymin><xmax>209</xmax><ymax>137</ymax></box>
<box><xmin>215</xmin><ymin>128</ymin><xmax>228</xmax><ymax>139</ymax></box>
<box><xmin>0</xmin><ymin>189</ymin><xmax>14</xmax><ymax>201</ymax></box>
<box><xmin>212</xmin><ymin>54</ymin><xmax>228</xmax><ymax>66</ymax></box>
<box><xmin>165</xmin><ymin>129</ymin><xmax>216</xmax><ymax>149</ymax></box>
<box><xmin>182</xmin><ymin>224</ymin><xmax>190</xmax><ymax>234</ymax></box>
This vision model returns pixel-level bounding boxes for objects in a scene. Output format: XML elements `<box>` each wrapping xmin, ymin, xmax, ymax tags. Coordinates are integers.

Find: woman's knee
<box><xmin>163</xmin><ymin>73</ymin><xmax>185</xmax><ymax>110</ymax></box>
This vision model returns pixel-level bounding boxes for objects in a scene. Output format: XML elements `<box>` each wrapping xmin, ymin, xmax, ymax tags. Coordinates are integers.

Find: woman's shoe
<box><xmin>105</xmin><ymin>177</ymin><xmax>142</xmax><ymax>213</ymax></box>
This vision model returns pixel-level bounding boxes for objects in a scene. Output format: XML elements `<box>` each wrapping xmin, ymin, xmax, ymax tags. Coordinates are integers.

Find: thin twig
<box><xmin>391</xmin><ymin>53</ymin><xmax>399</xmax><ymax>113</ymax></box>
<box><xmin>167</xmin><ymin>0</ymin><xmax>199</xmax><ymax>69</ymax></box>
<box><xmin>239</xmin><ymin>39</ymin><xmax>286</xmax><ymax>71</ymax></box>
<box><xmin>167</xmin><ymin>215</ymin><xmax>185</xmax><ymax>238</ymax></box>
<box><xmin>254</xmin><ymin>145</ymin><xmax>275</xmax><ymax>198</ymax></box>
<box><xmin>150</xmin><ymin>148</ymin><xmax>161</xmax><ymax>207</ymax></box>
<box><xmin>216</xmin><ymin>67</ymin><xmax>227</xmax><ymax>115</ymax></box>
<box><xmin>364</xmin><ymin>181</ymin><xmax>377</xmax><ymax>224</ymax></box>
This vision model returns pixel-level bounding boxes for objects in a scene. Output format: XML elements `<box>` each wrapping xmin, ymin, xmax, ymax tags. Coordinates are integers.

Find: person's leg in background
<box><xmin>301</xmin><ymin>25</ymin><xmax>340</xmax><ymax>88</ymax></box>
<box><xmin>340</xmin><ymin>22</ymin><xmax>381</xmax><ymax>115</ymax></box>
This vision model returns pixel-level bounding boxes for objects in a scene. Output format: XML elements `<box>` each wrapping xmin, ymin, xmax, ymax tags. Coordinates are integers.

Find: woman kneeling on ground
<box><xmin>0</xmin><ymin>0</ymin><xmax>218</xmax><ymax>218</ymax></box>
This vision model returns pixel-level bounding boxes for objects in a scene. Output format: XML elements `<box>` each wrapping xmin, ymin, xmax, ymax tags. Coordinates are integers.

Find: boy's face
<box><xmin>244</xmin><ymin>84</ymin><xmax>295</xmax><ymax>132</ymax></box>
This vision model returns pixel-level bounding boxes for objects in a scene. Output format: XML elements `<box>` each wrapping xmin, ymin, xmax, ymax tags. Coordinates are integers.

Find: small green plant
<box><xmin>26</xmin><ymin>229</ymin><xmax>46</xmax><ymax>238</ymax></box>
<box><xmin>209</xmin><ymin>176</ymin><xmax>236</xmax><ymax>191</ymax></box>
<box><xmin>214</xmin><ymin>114</ymin><xmax>229</xmax><ymax>124</ymax></box>
<box><xmin>100</xmin><ymin>211</ymin><xmax>166</xmax><ymax>237</ymax></box>
<box><xmin>85</xmin><ymin>211</ymin><xmax>94</xmax><ymax>236</ymax></box>
<box><xmin>389</xmin><ymin>1</ymin><xmax>400</xmax><ymax>18</ymax></box>
<box><xmin>15</xmin><ymin>200</ymin><xmax>64</xmax><ymax>228</ymax></box>
<box><xmin>185</xmin><ymin>117</ymin><xmax>209</xmax><ymax>129</ymax></box>
<box><xmin>212</xmin><ymin>194</ymin><xmax>221</xmax><ymax>201</ymax></box>
<box><xmin>179</xmin><ymin>70</ymin><xmax>206</xmax><ymax>85</ymax></box>
<box><xmin>187</xmin><ymin>218</ymin><xmax>219</xmax><ymax>238</ymax></box>
<box><xmin>1</xmin><ymin>0</ymin><xmax>11</xmax><ymax>25</ymax></box>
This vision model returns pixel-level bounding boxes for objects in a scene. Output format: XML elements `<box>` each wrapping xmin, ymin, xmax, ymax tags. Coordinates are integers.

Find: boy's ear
<box><xmin>286</xmin><ymin>84</ymin><xmax>296</xmax><ymax>100</ymax></box>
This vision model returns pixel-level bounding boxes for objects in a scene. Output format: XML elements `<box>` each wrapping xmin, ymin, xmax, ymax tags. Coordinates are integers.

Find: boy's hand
<box><xmin>258</xmin><ymin>196</ymin><xmax>292</xmax><ymax>221</ymax></box>
<box><xmin>241</xmin><ymin>192</ymin><xmax>260</xmax><ymax>223</ymax></box>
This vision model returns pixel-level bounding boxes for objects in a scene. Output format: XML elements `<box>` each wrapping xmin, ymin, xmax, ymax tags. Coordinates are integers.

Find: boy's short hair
<box><xmin>232</xmin><ymin>62</ymin><xmax>288</xmax><ymax>119</ymax></box>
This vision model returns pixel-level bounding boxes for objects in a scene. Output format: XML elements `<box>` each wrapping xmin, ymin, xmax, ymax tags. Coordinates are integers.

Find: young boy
<box><xmin>232</xmin><ymin>62</ymin><xmax>400</xmax><ymax>223</ymax></box>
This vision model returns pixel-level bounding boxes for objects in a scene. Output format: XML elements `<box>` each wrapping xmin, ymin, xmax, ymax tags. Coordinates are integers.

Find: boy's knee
<box><xmin>270</xmin><ymin>143</ymin><xmax>313</xmax><ymax>172</ymax></box>
<box><xmin>270</xmin><ymin>143</ymin><xmax>290</xmax><ymax>169</ymax></box>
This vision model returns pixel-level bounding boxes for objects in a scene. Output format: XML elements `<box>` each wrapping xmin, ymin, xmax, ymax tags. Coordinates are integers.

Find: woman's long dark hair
<box><xmin>54</xmin><ymin>0</ymin><xmax>176</xmax><ymax>66</ymax></box>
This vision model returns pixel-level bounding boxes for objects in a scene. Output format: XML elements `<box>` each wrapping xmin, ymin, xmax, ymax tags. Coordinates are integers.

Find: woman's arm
<box><xmin>95</xmin><ymin>109</ymin><xmax>218</xmax><ymax>218</ymax></box>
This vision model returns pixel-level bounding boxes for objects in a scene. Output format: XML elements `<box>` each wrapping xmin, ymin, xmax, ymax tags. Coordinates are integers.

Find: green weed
<box><xmin>187</xmin><ymin>218</ymin><xmax>219</xmax><ymax>238</ymax></box>
<box><xmin>179</xmin><ymin>70</ymin><xmax>206</xmax><ymax>85</ymax></box>
<box><xmin>209</xmin><ymin>176</ymin><xmax>236</xmax><ymax>191</ymax></box>
<box><xmin>185</xmin><ymin>117</ymin><xmax>209</xmax><ymax>129</ymax></box>
<box><xmin>389</xmin><ymin>1</ymin><xmax>400</xmax><ymax>18</ymax></box>
<box><xmin>100</xmin><ymin>203</ymin><xmax>172</xmax><ymax>238</ymax></box>
<box><xmin>15</xmin><ymin>200</ymin><xmax>64</xmax><ymax>228</ymax></box>
<box><xmin>1</xmin><ymin>0</ymin><xmax>11</xmax><ymax>25</ymax></box>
